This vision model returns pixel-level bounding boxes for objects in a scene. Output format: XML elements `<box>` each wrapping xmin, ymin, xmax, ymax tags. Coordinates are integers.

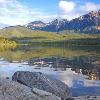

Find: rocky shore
<box><xmin>0</xmin><ymin>71</ymin><xmax>100</xmax><ymax>100</ymax></box>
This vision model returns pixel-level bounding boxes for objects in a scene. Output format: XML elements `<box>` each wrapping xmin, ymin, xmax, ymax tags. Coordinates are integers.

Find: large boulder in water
<box><xmin>12</xmin><ymin>71</ymin><xmax>72</xmax><ymax>99</ymax></box>
<box><xmin>0</xmin><ymin>78</ymin><xmax>61</xmax><ymax>100</ymax></box>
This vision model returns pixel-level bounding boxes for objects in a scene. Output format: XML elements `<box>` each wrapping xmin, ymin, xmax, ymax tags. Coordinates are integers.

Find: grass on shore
<box><xmin>0</xmin><ymin>26</ymin><xmax>100</xmax><ymax>45</ymax></box>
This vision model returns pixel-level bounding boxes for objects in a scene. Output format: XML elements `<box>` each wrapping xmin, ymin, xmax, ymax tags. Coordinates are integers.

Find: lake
<box><xmin>0</xmin><ymin>44</ymin><xmax>100</xmax><ymax>97</ymax></box>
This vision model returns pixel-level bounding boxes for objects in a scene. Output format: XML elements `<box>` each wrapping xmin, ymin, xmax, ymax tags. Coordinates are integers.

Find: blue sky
<box><xmin>0</xmin><ymin>0</ymin><xmax>100</xmax><ymax>26</ymax></box>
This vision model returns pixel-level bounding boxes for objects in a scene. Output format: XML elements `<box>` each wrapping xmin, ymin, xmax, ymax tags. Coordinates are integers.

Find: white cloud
<box><xmin>80</xmin><ymin>2</ymin><xmax>100</xmax><ymax>13</ymax></box>
<box><xmin>0</xmin><ymin>0</ymin><xmax>100</xmax><ymax>26</ymax></box>
<box><xmin>59</xmin><ymin>1</ymin><xmax>100</xmax><ymax>20</ymax></box>
<box><xmin>58</xmin><ymin>1</ymin><xmax>78</xmax><ymax>20</ymax></box>
<box><xmin>59</xmin><ymin>1</ymin><xmax>76</xmax><ymax>13</ymax></box>
<box><xmin>0</xmin><ymin>0</ymin><xmax>56</xmax><ymax>26</ymax></box>
<box><xmin>0</xmin><ymin>0</ymin><xmax>31</xmax><ymax>25</ymax></box>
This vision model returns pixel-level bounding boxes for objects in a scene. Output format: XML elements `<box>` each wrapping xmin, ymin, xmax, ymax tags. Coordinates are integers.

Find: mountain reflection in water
<box><xmin>0</xmin><ymin>45</ymin><xmax>100</xmax><ymax>96</ymax></box>
<box><xmin>28</xmin><ymin>56</ymin><xmax>100</xmax><ymax>81</ymax></box>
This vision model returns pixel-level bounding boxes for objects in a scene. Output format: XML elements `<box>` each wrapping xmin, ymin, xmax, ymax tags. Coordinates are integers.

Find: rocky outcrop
<box><xmin>0</xmin><ymin>73</ymin><xmax>100</xmax><ymax>100</ymax></box>
<box><xmin>12</xmin><ymin>71</ymin><xmax>71</xmax><ymax>99</ymax></box>
<box><xmin>0</xmin><ymin>78</ymin><xmax>61</xmax><ymax>100</ymax></box>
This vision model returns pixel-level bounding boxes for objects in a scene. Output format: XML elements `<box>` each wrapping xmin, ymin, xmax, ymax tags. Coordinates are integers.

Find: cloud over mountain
<box><xmin>58</xmin><ymin>0</ymin><xmax>100</xmax><ymax>20</ymax></box>
<box><xmin>0</xmin><ymin>0</ymin><xmax>56</xmax><ymax>26</ymax></box>
<box><xmin>59</xmin><ymin>1</ymin><xmax>76</xmax><ymax>13</ymax></box>
<box><xmin>0</xmin><ymin>0</ymin><xmax>100</xmax><ymax>27</ymax></box>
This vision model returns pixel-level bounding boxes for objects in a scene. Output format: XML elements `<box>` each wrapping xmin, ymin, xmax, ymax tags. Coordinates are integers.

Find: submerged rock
<box><xmin>0</xmin><ymin>78</ymin><xmax>60</xmax><ymax>100</ymax></box>
<box><xmin>12</xmin><ymin>71</ymin><xmax>71</xmax><ymax>99</ymax></box>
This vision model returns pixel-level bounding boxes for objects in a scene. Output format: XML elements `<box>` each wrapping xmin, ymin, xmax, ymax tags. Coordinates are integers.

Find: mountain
<box><xmin>26</xmin><ymin>10</ymin><xmax>100</xmax><ymax>34</ymax></box>
<box><xmin>67</xmin><ymin>10</ymin><xmax>100</xmax><ymax>34</ymax></box>
<box><xmin>26</xmin><ymin>19</ymin><xmax>68</xmax><ymax>32</ymax></box>
<box><xmin>26</xmin><ymin>21</ymin><xmax>47</xmax><ymax>30</ymax></box>
<box><xmin>0</xmin><ymin>23</ymin><xmax>8</xmax><ymax>29</ymax></box>
<box><xmin>42</xmin><ymin>19</ymin><xmax>68</xmax><ymax>32</ymax></box>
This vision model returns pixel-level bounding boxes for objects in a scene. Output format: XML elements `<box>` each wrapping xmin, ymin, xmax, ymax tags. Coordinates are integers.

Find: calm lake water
<box><xmin>0</xmin><ymin>44</ymin><xmax>100</xmax><ymax>96</ymax></box>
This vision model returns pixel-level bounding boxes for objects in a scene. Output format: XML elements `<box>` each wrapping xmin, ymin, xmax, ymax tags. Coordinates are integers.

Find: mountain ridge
<box><xmin>26</xmin><ymin>10</ymin><xmax>100</xmax><ymax>34</ymax></box>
